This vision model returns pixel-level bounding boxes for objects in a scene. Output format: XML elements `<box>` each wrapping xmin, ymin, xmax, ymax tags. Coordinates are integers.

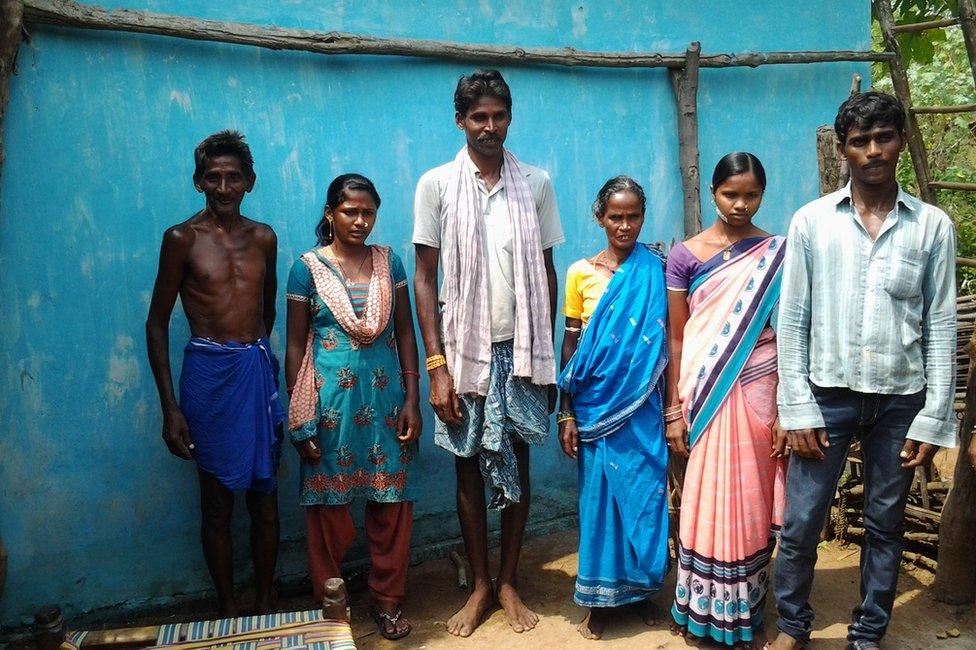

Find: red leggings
<box><xmin>306</xmin><ymin>501</ymin><xmax>413</xmax><ymax>606</ymax></box>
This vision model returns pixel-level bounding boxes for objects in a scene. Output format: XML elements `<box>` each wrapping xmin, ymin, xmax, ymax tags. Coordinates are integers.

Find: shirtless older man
<box><xmin>146</xmin><ymin>131</ymin><xmax>283</xmax><ymax>616</ymax></box>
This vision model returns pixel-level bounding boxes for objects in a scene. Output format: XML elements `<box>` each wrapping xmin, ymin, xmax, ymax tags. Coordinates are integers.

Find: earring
<box><xmin>327</xmin><ymin>219</ymin><xmax>335</xmax><ymax>241</ymax></box>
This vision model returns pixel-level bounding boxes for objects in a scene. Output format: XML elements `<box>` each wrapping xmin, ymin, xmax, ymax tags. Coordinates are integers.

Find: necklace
<box><xmin>328</xmin><ymin>245</ymin><xmax>370</xmax><ymax>287</ymax></box>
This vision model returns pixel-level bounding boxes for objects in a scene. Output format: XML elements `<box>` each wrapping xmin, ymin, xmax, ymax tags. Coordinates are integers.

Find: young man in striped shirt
<box><xmin>770</xmin><ymin>92</ymin><xmax>956</xmax><ymax>650</ymax></box>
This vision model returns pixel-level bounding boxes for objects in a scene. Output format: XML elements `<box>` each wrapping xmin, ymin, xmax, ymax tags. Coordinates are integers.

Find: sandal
<box><xmin>371</xmin><ymin>607</ymin><xmax>412</xmax><ymax>640</ymax></box>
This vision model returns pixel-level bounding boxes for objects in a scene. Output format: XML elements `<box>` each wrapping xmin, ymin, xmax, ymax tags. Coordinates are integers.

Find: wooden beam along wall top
<box><xmin>21</xmin><ymin>0</ymin><xmax>892</xmax><ymax>69</ymax></box>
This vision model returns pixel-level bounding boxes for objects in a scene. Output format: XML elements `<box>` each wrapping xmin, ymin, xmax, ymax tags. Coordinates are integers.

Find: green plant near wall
<box><xmin>872</xmin><ymin>0</ymin><xmax>976</xmax><ymax>291</ymax></box>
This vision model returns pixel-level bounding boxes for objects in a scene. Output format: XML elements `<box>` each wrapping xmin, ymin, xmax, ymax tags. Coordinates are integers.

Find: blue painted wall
<box><xmin>0</xmin><ymin>0</ymin><xmax>870</xmax><ymax>625</ymax></box>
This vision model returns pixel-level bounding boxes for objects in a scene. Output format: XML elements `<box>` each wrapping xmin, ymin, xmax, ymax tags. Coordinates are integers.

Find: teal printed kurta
<box><xmin>286</xmin><ymin>249</ymin><xmax>417</xmax><ymax>506</ymax></box>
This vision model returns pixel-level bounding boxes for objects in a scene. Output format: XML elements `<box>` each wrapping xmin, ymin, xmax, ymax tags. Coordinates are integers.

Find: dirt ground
<box><xmin>331</xmin><ymin>528</ymin><xmax>973</xmax><ymax>650</ymax></box>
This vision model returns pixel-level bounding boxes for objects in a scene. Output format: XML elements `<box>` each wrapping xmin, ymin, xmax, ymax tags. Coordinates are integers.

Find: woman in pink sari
<box><xmin>666</xmin><ymin>153</ymin><xmax>788</xmax><ymax>648</ymax></box>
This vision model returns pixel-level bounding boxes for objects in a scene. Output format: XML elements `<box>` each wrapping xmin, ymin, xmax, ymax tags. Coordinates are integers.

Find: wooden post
<box><xmin>670</xmin><ymin>41</ymin><xmax>702</xmax><ymax>237</ymax></box>
<box><xmin>816</xmin><ymin>125</ymin><xmax>842</xmax><ymax>195</ymax></box>
<box><xmin>933</xmin><ymin>330</ymin><xmax>976</xmax><ymax>605</ymax></box>
<box><xmin>815</xmin><ymin>74</ymin><xmax>860</xmax><ymax>196</ymax></box>
<box><xmin>0</xmin><ymin>0</ymin><xmax>24</xmax><ymax>177</ymax></box>
<box><xmin>958</xmin><ymin>0</ymin><xmax>976</xmax><ymax>91</ymax></box>
<box><xmin>836</xmin><ymin>73</ymin><xmax>861</xmax><ymax>188</ymax></box>
<box><xmin>874</xmin><ymin>0</ymin><xmax>937</xmax><ymax>204</ymax></box>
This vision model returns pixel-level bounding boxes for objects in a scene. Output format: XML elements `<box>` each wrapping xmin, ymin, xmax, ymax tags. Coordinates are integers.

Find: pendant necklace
<box><xmin>329</xmin><ymin>246</ymin><xmax>369</xmax><ymax>287</ymax></box>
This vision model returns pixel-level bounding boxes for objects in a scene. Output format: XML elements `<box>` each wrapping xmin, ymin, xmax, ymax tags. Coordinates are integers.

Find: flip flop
<box><xmin>371</xmin><ymin>607</ymin><xmax>411</xmax><ymax>641</ymax></box>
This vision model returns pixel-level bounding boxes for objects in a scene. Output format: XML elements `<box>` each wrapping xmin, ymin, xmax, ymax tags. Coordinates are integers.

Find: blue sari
<box><xmin>558</xmin><ymin>244</ymin><xmax>670</xmax><ymax>607</ymax></box>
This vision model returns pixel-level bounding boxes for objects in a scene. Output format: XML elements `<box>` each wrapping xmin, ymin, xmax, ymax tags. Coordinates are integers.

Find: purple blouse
<box><xmin>665</xmin><ymin>242</ymin><xmax>702</xmax><ymax>291</ymax></box>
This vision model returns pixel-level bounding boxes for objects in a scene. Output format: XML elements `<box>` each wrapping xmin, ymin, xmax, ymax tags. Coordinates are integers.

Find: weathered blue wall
<box><xmin>0</xmin><ymin>0</ymin><xmax>870</xmax><ymax>625</ymax></box>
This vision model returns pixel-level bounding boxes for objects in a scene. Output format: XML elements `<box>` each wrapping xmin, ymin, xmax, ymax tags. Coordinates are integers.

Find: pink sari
<box><xmin>670</xmin><ymin>236</ymin><xmax>787</xmax><ymax>646</ymax></box>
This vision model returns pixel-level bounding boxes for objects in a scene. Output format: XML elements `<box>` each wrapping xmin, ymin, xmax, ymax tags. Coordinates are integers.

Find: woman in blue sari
<box><xmin>558</xmin><ymin>176</ymin><xmax>670</xmax><ymax>640</ymax></box>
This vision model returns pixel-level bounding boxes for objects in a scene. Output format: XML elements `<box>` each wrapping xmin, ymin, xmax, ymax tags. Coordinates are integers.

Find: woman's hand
<box><xmin>770</xmin><ymin>418</ymin><xmax>789</xmax><ymax>459</ymax></box>
<box><xmin>297</xmin><ymin>438</ymin><xmax>322</xmax><ymax>464</ymax></box>
<box><xmin>396</xmin><ymin>400</ymin><xmax>423</xmax><ymax>444</ymax></box>
<box><xmin>559</xmin><ymin>419</ymin><xmax>580</xmax><ymax>460</ymax></box>
<box><xmin>665</xmin><ymin>418</ymin><xmax>689</xmax><ymax>458</ymax></box>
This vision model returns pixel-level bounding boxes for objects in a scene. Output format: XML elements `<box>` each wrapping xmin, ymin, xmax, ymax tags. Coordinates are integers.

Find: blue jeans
<box><xmin>774</xmin><ymin>386</ymin><xmax>924</xmax><ymax>648</ymax></box>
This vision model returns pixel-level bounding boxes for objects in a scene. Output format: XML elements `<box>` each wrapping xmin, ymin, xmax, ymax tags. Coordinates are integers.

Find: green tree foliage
<box><xmin>873</xmin><ymin>0</ymin><xmax>976</xmax><ymax>289</ymax></box>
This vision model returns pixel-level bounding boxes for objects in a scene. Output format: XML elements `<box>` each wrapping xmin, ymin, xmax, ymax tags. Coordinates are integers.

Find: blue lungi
<box><xmin>179</xmin><ymin>336</ymin><xmax>284</xmax><ymax>492</ymax></box>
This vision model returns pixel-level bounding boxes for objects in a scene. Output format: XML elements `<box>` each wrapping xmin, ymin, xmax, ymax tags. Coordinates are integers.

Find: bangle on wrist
<box><xmin>425</xmin><ymin>354</ymin><xmax>447</xmax><ymax>371</ymax></box>
<box><xmin>556</xmin><ymin>410</ymin><xmax>576</xmax><ymax>424</ymax></box>
<box><xmin>401</xmin><ymin>369</ymin><xmax>420</xmax><ymax>379</ymax></box>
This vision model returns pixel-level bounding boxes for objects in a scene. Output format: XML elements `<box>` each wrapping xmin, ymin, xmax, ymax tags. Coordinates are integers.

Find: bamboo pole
<box><xmin>957</xmin><ymin>256</ymin><xmax>976</xmax><ymax>267</ymax></box>
<box><xmin>959</xmin><ymin>0</ymin><xmax>976</xmax><ymax>91</ymax></box>
<box><xmin>911</xmin><ymin>103</ymin><xmax>976</xmax><ymax>113</ymax></box>
<box><xmin>670</xmin><ymin>42</ymin><xmax>702</xmax><ymax>237</ymax></box>
<box><xmin>928</xmin><ymin>181</ymin><xmax>976</xmax><ymax>191</ymax></box>
<box><xmin>892</xmin><ymin>17</ymin><xmax>960</xmax><ymax>33</ymax></box>
<box><xmin>874</xmin><ymin>0</ymin><xmax>937</xmax><ymax>204</ymax></box>
<box><xmin>0</xmin><ymin>0</ymin><xmax>23</xmax><ymax>178</ymax></box>
<box><xmin>21</xmin><ymin>0</ymin><xmax>891</xmax><ymax>70</ymax></box>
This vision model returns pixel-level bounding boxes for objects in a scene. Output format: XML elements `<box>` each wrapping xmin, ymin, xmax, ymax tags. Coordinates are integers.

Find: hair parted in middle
<box><xmin>315</xmin><ymin>173</ymin><xmax>381</xmax><ymax>246</ymax></box>
<box><xmin>711</xmin><ymin>152</ymin><xmax>767</xmax><ymax>192</ymax></box>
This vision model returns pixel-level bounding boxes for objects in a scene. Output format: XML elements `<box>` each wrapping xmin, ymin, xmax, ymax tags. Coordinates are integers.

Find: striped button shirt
<box><xmin>776</xmin><ymin>184</ymin><xmax>957</xmax><ymax>448</ymax></box>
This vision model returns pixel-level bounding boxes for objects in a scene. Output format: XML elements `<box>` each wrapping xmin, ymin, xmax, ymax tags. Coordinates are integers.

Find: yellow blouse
<box><xmin>563</xmin><ymin>259</ymin><xmax>612</xmax><ymax>325</ymax></box>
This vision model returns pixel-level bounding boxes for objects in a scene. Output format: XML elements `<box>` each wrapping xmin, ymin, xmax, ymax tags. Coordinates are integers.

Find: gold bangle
<box><xmin>426</xmin><ymin>354</ymin><xmax>447</xmax><ymax>371</ymax></box>
<box><xmin>556</xmin><ymin>415</ymin><xmax>576</xmax><ymax>424</ymax></box>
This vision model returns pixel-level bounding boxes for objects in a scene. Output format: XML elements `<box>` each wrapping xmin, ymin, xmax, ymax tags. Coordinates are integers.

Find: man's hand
<box><xmin>162</xmin><ymin>407</ymin><xmax>193</xmax><ymax>460</ymax></box>
<box><xmin>559</xmin><ymin>419</ymin><xmax>580</xmax><ymax>460</ymax></box>
<box><xmin>429</xmin><ymin>365</ymin><xmax>462</xmax><ymax>427</ymax></box>
<box><xmin>770</xmin><ymin>419</ymin><xmax>789</xmax><ymax>458</ymax></box>
<box><xmin>396</xmin><ymin>400</ymin><xmax>423</xmax><ymax>444</ymax></box>
<box><xmin>900</xmin><ymin>439</ymin><xmax>939</xmax><ymax>469</ymax></box>
<box><xmin>666</xmin><ymin>419</ymin><xmax>690</xmax><ymax>459</ymax></box>
<box><xmin>786</xmin><ymin>428</ymin><xmax>829</xmax><ymax>460</ymax></box>
<box><xmin>297</xmin><ymin>438</ymin><xmax>322</xmax><ymax>464</ymax></box>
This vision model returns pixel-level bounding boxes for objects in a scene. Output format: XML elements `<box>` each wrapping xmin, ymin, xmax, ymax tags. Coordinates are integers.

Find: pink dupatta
<box><xmin>288</xmin><ymin>246</ymin><xmax>394</xmax><ymax>439</ymax></box>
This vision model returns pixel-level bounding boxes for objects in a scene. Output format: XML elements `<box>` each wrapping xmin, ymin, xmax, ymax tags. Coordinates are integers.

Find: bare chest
<box><xmin>185</xmin><ymin>231</ymin><xmax>266</xmax><ymax>291</ymax></box>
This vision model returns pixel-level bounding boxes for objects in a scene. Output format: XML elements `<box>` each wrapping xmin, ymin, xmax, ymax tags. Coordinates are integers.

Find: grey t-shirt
<box><xmin>412</xmin><ymin>155</ymin><xmax>564</xmax><ymax>341</ymax></box>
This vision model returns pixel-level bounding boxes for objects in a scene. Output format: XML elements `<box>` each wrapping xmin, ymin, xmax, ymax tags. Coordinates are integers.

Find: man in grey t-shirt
<box><xmin>413</xmin><ymin>69</ymin><xmax>563</xmax><ymax>637</ymax></box>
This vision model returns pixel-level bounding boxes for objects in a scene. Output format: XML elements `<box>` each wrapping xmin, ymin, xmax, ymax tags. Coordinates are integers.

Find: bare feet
<box><xmin>635</xmin><ymin>598</ymin><xmax>666</xmax><ymax>626</ymax></box>
<box><xmin>497</xmin><ymin>583</ymin><xmax>539</xmax><ymax>633</ymax></box>
<box><xmin>767</xmin><ymin>632</ymin><xmax>804</xmax><ymax>649</ymax></box>
<box><xmin>578</xmin><ymin>608</ymin><xmax>608</xmax><ymax>640</ymax></box>
<box><xmin>670</xmin><ymin>620</ymin><xmax>700</xmax><ymax>645</ymax></box>
<box><xmin>446</xmin><ymin>583</ymin><xmax>495</xmax><ymax>637</ymax></box>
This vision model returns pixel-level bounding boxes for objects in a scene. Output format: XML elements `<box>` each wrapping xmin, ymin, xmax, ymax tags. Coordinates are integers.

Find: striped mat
<box><xmin>150</xmin><ymin>610</ymin><xmax>355</xmax><ymax>650</ymax></box>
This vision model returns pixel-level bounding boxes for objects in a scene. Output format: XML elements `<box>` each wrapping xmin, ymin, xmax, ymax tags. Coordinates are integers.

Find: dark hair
<box><xmin>834</xmin><ymin>91</ymin><xmax>906</xmax><ymax>145</ymax></box>
<box><xmin>711</xmin><ymin>152</ymin><xmax>767</xmax><ymax>191</ymax></box>
<box><xmin>193</xmin><ymin>130</ymin><xmax>255</xmax><ymax>181</ymax></box>
<box><xmin>592</xmin><ymin>176</ymin><xmax>646</xmax><ymax>219</ymax></box>
<box><xmin>454</xmin><ymin>69</ymin><xmax>513</xmax><ymax>117</ymax></box>
<box><xmin>315</xmin><ymin>173</ymin><xmax>382</xmax><ymax>245</ymax></box>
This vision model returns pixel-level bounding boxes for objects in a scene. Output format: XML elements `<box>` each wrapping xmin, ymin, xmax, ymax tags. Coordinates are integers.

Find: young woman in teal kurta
<box><xmin>285</xmin><ymin>174</ymin><xmax>421</xmax><ymax>641</ymax></box>
<box><xmin>287</xmin><ymin>252</ymin><xmax>418</xmax><ymax>504</ymax></box>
